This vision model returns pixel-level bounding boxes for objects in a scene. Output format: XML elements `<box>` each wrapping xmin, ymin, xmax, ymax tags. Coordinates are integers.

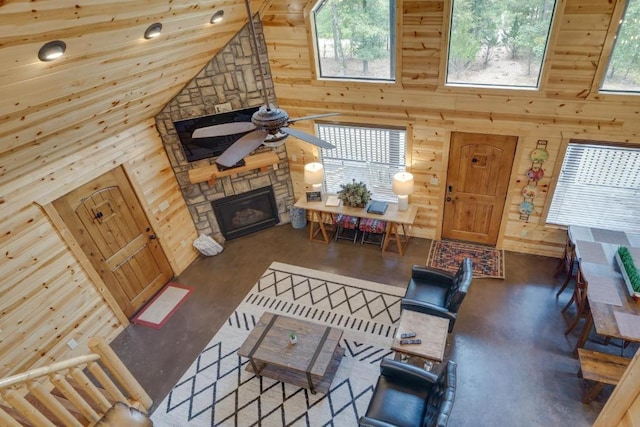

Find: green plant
<box><xmin>618</xmin><ymin>246</ymin><xmax>640</xmax><ymax>292</ymax></box>
<box><xmin>337</xmin><ymin>180</ymin><xmax>371</xmax><ymax>208</ymax></box>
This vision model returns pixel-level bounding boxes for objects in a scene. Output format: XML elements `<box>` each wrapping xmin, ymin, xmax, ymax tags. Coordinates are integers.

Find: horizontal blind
<box><xmin>547</xmin><ymin>143</ymin><xmax>640</xmax><ymax>230</ymax></box>
<box><xmin>316</xmin><ymin>123</ymin><xmax>406</xmax><ymax>202</ymax></box>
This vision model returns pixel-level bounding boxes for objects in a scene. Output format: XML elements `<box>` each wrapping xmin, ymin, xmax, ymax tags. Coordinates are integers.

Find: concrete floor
<box><xmin>111</xmin><ymin>224</ymin><xmax>629</xmax><ymax>426</ymax></box>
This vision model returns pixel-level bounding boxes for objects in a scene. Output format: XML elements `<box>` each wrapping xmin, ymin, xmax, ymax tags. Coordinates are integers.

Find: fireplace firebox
<box><xmin>212</xmin><ymin>186</ymin><xmax>280</xmax><ymax>240</ymax></box>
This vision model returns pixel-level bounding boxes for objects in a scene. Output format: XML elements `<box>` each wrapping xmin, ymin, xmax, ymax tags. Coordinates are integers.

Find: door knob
<box><xmin>446</xmin><ymin>197</ymin><xmax>452</xmax><ymax>202</ymax></box>
<box><xmin>149</xmin><ymin>234</ymin><xmax>157</xmax><ymax>240</ymax></box>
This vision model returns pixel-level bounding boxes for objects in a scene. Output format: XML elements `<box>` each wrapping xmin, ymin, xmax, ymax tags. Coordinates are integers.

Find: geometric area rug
<box><xmin>151</xmin><ymin>262</ymin><xmax>404</xmax><ymax>426</ymax></box>
<box><xmin>427</xmin><ymin>240</ymin><xmax>505</xmax><ymax>279</ymax></box>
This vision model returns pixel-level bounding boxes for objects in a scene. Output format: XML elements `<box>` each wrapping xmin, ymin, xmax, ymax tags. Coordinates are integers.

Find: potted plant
<box><xmin>337</xmin><ymin>180</ymin><xmax>371</xmax><ymax>208</ymax></box>
<box><xmin>289</xmin><ymin>332</ymin><xmax>297</xmax><ymax>345</ymax></box>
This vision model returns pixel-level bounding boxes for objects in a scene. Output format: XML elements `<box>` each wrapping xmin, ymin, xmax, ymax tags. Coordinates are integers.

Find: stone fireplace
<box><xmin>154</xmin><ymin>18</ymin><xmax>294</xmax><ymax>243</ymax></box>
<box><xmin>212</xmin><ymin>186</ymin><xmax>279</xmax><ymax>240</ymax></box>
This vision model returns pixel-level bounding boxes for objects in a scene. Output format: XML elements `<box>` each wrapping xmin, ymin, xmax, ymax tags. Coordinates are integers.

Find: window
<box><xmin>446</xmin><ymin>0</ymin><xmax>556</xmax><ymax>88</ymax></box>
<box><xmin>312</xmin><ymin>0</ymin><xmax>395</xmax><ymax>81</ymax></box>
<box><xmin>601</xmin><ymin>0</ymin><xmax>640</xmax><ymax>93</ymax></box>
<box><xmin>316</xmin><ymin>123</ymin><xmax>407</xmax><ymax>202</ymax></box>
<box><xmin>547</xmin><ymin>142</ymin><xmax>640</xmax><ymax>231</ymax></box>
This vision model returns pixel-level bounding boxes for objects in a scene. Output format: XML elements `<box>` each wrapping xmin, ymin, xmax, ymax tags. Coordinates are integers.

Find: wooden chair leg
<box><xmin>556</xmin><ymin>273</ymin><xmax>572</xmax><ymax>297</ymax></box>
<box><xmin>561</xmin><ymin>293</ymin><xmax>575</xmax><ymax>313</ymax></box>
<box><xmin>582</xmin><ymin>381</ymin><xmax>605</xmax><ymax>404</ymax></box>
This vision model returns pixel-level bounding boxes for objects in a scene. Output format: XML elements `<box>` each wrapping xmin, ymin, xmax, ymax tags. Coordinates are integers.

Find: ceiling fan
<box><xmin>191</xmin><ymin>0</ymin><xmax>338</xmax><ymax>168</ymax></box>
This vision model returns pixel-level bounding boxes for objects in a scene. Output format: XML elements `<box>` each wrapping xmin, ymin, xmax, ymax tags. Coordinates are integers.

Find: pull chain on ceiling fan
<box><xmin>192</xmin><ymin>0</ymin><xmax>339</xmax><ymax>167</ymax></box>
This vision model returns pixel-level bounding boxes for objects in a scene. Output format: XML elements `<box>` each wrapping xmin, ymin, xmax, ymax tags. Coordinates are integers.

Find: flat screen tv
<box><xmin>174</xmin><ymin>106</ymin><xmax>260</xmax><ymax>163</ymax></box>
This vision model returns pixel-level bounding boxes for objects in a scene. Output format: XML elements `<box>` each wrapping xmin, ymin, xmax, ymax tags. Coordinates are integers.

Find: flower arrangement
<box><xmin>618</xmin><ymin>246</ymin><xmax>640</xmax><ymax>292</ymax></box>
<box><xmin>337</xmin><ymin>180</ymin><xmax>371</xmax><ymax>208</ymax></box>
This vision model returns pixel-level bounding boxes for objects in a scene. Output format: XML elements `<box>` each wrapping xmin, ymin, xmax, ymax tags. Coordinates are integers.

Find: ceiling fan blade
<box><xmin>281</xmin><ymin>127</ymin><xmax>335</xmax><ymax>149</ymax></box>
<box><xmin>192</xmin><ymin>122</ymin><xmax>257</xmax><ymax>139</ymax></box>
<box><xmin>215</xmin><ymin>129</ymin><xmax>268</xmax><ymax>167</ymax></box>
<box><xmin>288</xmin><ymin>113</ymin><xmax>340</xmax><ymax>124</ymax></box>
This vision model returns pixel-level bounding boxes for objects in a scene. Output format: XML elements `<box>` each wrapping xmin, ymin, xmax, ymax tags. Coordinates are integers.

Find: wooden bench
<box><xmin>577</xmin><ymin>348</ymin><xmax>631</xmax><ymax>404</ymax></box>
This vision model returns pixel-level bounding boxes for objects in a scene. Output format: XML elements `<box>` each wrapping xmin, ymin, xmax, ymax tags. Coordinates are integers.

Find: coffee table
<box><xmin>391</xmin><ymin>310</ymin><xmax>449</xmax><ymax>370</ymax></box>
<box><xmin>237</xmin><ymin>312</ymin><xmax>344</xmax><ymax>394</ymax></box>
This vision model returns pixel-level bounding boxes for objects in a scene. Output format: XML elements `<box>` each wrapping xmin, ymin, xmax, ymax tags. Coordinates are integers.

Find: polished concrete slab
<box><xmin>111</xmin><ymin>224</ymin><xmax>628</xmax><ymax>426</ymax></box>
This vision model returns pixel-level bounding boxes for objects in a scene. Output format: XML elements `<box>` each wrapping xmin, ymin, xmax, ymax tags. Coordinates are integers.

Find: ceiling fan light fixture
<box><xmin>262</xmin><ymin>132</ymin><xmax>289</xmax><ymax>147</ymax></box>
<box><xmin>38</xmin><ymin>40</ymin><xmax>66</xmax><ymax>61</ymax></box>
<box><xmin>144</xmin><ymin>22</ymin><xmax>163</xmax><ymax>39</ymax></box>
<box><xmin>210</xmin><ymin>10</ymin><xmax>225</xmax><ymax>24</ymax></box>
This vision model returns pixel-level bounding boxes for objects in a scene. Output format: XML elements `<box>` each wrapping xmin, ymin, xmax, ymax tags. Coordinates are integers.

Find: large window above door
<box><xmin>446</xmin><ymin>0</ymin><xmax>557</xmax><ymax>89</ymax></box>
<box><xmin>547</xmin><ymin>142</ymin><xmax>640</xmax><ymax>231</ymax></box>
<box><xmin>316</xmin><ymin>123</ymin><xmax>406</xmax><ymax>202</ymax></box>
<box><xmin>312</xmin><ymin>0</ymin><xmax>396</xmax><ymax>81</ymax></box>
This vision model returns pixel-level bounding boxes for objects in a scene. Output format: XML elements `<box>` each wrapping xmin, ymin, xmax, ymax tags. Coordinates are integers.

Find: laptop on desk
<box><xmin>367</xmin><ymin>201</ymin><xmax>388</xmax><ymax>215</ymax></box>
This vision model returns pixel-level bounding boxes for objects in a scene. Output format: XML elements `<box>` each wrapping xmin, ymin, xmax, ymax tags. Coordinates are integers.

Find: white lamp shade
<box><xmin>392</xmin><ymin>172</ymin><xmax>414</xmax><ymax>195</ymax></box>
<box><xmin>304</xmin><ymin>162</ymin><xmax>325</xmax><ymax>185</ymax></box>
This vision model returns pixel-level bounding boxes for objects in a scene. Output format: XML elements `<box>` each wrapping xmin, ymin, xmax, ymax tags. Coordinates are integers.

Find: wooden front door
<box><xmin>53</xmin><ymin>167</ymin><xmax>173</xmax><ymax>317</ymax></box>
<box><xmin>442</xmin><ymin>132</ymin><xmax>517</xmax><ymax>245</ymax></box>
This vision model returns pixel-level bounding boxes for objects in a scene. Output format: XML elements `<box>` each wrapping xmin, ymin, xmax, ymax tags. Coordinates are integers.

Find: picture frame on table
<box><xmin>306</xmin><ymin>191</ymin><xmax>322</xmax><ymax>202</ymax></box>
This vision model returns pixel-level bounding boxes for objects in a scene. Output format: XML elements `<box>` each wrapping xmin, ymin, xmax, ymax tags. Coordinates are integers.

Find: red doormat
<box><xmin>132</xmin><ymin>283</ymin><xmax>194</xmax><ymax>329</ymax></box>
<box><xmin>426</xmin><ymin>240</ymin><xmax>505</xmax><ymax>279</ymax></box>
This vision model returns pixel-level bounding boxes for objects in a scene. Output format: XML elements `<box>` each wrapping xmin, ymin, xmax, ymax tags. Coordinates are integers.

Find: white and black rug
<box><xmin>151</xmin><ymin>262</ymin><xmax>404</xmax><ymax>426</ymax></box>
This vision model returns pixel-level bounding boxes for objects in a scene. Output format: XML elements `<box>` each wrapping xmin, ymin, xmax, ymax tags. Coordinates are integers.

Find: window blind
<box><xmin>547</xmin><ymin>143</ymin><xmax>640</xmax><ymax>230</ymax></box>
<box><xmin>316</xmin><ymin>123</ymin><xmax>407</xmax><ymax>202</ymax></box>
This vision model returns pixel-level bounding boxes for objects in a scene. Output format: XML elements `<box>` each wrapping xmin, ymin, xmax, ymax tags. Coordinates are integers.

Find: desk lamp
<box><xmin>393</xmin><ymin>172</ymin><xmax>414</xmax><ymax>211</ymax></box>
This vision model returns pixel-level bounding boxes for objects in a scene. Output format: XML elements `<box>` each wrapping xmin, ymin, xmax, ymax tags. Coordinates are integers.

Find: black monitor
<box><xmin>173</xmin><ymin>106</ymin><xmax>260</xmax><ymax>163</ymax></box>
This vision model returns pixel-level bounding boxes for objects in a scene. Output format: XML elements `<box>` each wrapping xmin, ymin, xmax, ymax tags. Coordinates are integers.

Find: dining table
<box><xmin>569</xmin><ymin>225</ymin><xmax>640</xmax><ymax>355</ymax></box>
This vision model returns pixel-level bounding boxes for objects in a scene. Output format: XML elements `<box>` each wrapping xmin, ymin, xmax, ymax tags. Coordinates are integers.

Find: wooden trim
<box><xmin>438</xmin><ymin>0</ymin><xmax>452</xmax><ymax>87</ymax></box>
<box><xmin>38</xmin><ymin>203</ymin><xmax>129</xmax><ymax>326</ymax></box>
<box><xmin>537</xmin><ymin>0</ymin><xmax>566</xmax><ymax>91</ymax></box>
<box><xmin>303</xmin><ymin>0</ymin><xmax>320</xmax><ymax>82</ymax></box>
<box><xmin>588</xmin><ymin>0</ymin><xmax>628</xmax><ymax>98</ymax></box>
<box><xmin>187</xmin><ymin>151</ymin><xmax>280</xmax><ymax>184</ymax></box>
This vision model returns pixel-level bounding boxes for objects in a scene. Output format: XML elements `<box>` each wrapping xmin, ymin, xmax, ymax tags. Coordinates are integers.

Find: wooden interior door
<box><xmin>53</xmin><ymin>167</ymin><xmax>173</xmax><ymax>317</ymax></box>
<box><xmin>442</xmin><ymin>132</ymin><xmax>517</xmax><ymax>245</ymax></box>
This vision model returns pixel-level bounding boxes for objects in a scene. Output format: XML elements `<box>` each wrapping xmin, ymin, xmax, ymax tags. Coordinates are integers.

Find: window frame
<box><xmin>442</xmin><ymin>0</ymin><xmax>560</xmax><ymax>91</ymax></box>
<box><xmin>597</xmin><ymin>0</ymin><xmax>640</xmax><ymax>95</ymax></box>
<box><xmin>308</xmin><ymin>0</ymin><xmax>399</xmax><ymax>84</ymax></box>
<box><xmin>315</xmin><ymin>121</ymin><xmax>409</xmax><ymax>203</ymax></box>
<box><xmin>544</xmin><ymin>139</ymin><xmax>640</xmax><ymax>231</ymax></box>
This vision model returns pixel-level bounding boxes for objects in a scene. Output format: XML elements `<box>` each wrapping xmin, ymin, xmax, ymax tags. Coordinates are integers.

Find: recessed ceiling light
<box><xmin>38</xmin><ymin>40</ymin><xmax>66</xmax><ymax>62</ymax></box>
<box><xmin>210</xmin><ymin>10</ymin><xmax>225</xmax><ymax>24</ymax></box>
<box><xmin>144</xmin><ymin>22</ymin><xmax>163</xmax><ymax>39</ymax></box>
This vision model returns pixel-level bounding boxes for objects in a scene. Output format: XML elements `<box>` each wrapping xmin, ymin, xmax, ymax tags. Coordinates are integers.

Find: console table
<box><xmin>294</xmin><ymin>196</ymin><xmax>418</xmax><ymax>255</ymax></box>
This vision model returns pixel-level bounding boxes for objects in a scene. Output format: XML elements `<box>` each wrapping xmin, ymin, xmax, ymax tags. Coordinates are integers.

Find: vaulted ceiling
<box><xmin>1</xmin><ymin>0</ymin><xmax>268</xmax><ymax>162</ymax></box>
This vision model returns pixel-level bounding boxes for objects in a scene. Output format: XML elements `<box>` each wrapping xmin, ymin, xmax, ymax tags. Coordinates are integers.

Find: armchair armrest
<box><xmin>411</xmin><ymin>265</ymin><xmax>455</xmax><ymax>288</ymax></box>
<box><xmin>358</xmin><ymin>416</ymin><xmax>400</xmax><ymax>427</ymax></box>
<box><xmin>402</xmin><ymin>296</ymin><xmax>456</xmax><ymax>317</ymax></box>
<box><xmin>379</xmin><ymin>358</ymin><xmax>439</xmax><ymax>386</ymax></box>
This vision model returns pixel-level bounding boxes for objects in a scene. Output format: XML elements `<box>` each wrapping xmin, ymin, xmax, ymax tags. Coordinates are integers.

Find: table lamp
<box><xmin>304</xmin><ymin>162</ymin><xmax>325</xmax><ymax>192</ymax></box>
<box><xmin>393</xmin><ymin>172</ymin><xmax>414</xmax><ymax>211</ymax></box>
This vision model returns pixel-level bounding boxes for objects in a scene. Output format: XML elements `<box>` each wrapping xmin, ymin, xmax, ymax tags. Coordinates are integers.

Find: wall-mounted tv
<box><xmin>174</xmin><ymin>106</ymin><xmax>260</xmax><ymax>163</ymax></box>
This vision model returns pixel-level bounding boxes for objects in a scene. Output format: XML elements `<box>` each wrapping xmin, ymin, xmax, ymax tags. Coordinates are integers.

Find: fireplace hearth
<box><xmin>212</xmin><ymin>186</ymin><xmax>280</xmax><ymax>240</ymax></box>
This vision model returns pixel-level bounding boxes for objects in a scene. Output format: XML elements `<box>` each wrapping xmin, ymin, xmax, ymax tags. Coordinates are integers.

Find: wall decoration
<box><xmin>520</xmin><ymin>140</ymin><xmax>548</xmax><ymax>221</ymax></box>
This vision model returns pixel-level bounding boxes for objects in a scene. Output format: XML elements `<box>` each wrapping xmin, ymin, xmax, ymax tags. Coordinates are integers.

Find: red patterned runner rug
<box><xmin>426</xmin><ymin>240</ymin><xmax>505</xmax><ymax>279</ymax></box>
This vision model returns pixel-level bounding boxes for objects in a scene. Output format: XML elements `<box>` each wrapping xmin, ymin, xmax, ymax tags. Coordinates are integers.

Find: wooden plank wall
<box><xmin>0</xmin><ymin>120</ymin><xmax>198</xmax><ymax>377</ymax></box>
<box><xmin>0</xmin><ymin>0</ymin><xmax>259</xmax><ymax>377</ymax></box>
<box><xmin>262</xmin><ymin>0</ymin><xmax>640</xmax><ymax>258</ymax></box>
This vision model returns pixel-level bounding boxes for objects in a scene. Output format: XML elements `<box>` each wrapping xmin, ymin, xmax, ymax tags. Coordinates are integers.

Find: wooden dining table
<box><xmin>570</xmin><ymin>225</ymin><xmax>640</xmax><ymax>355</ymax></box>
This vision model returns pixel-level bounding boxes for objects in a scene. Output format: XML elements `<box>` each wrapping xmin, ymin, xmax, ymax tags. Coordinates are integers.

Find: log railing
<box><xmin>0</xmin><ymin>337</ymin><xmax>151</xmax><ymax>426</ymax></box>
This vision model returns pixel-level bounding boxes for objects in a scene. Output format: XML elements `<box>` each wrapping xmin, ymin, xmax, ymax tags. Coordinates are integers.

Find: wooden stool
<box><xmin>577</xmin><ymin>348</ymin><xmax>630</xmax><ymax>403</ymax></box>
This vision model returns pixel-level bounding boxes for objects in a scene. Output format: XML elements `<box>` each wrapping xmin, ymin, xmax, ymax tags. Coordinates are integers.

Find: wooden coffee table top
<box><xmin>237</xmin><ymin>312</ymin><xmax>343</xmax><ymax>377</ymax></box>
<box><xmin>391</xmin><ymin>310</ymin><xmax>449</xmax><ymax>362</ymax></box>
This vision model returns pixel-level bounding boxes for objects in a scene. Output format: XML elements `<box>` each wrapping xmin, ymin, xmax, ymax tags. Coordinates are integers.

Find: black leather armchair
<box><xmin>359</xmin><ymin>359</ymin><xmax>457</xmax><ymax>427</ymax></box>
<box><xmin>401</xmin><ymin>258</ymin><xmax>473</xmax><ymax>332</ymax></box>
